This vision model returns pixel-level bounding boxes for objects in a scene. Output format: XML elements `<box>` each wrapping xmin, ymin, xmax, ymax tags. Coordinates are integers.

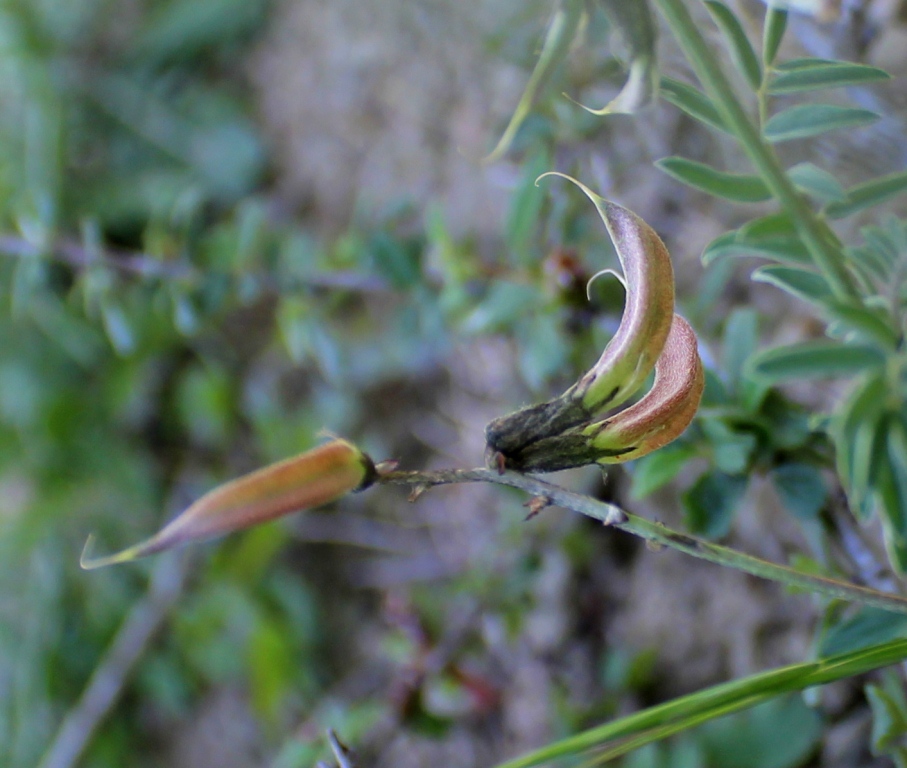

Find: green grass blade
<box><xmin>492</xmin><ymin>639</ymin><xmax>907</xmax><ymax>768</ymax></box>
<box><xmin>581</xmin><ymin>695</ymin><xmax>772</xmax><ymax>766</ymax></box>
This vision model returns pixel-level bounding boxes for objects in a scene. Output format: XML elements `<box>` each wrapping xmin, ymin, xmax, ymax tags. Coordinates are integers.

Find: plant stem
<box><xmin>651</xmin><ymin>0</ymin><xmax>858</xmax><ymax>301</ymax></box>
<box><xmin>378</xmin><ymin>467</ymin><xmax>907</xmax><ymax>614</ymax></box>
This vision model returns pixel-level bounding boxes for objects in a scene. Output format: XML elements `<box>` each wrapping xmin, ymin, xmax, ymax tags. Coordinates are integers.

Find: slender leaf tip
<box><xmin>80</xmin><ymin>533</ymin><xmax>152</xmax><ymax>570</ymax></box>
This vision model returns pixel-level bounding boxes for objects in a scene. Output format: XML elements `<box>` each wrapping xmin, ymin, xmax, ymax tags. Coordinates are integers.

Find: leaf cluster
<box><xmin>655</xmin><ymin>1</ymin><xmax>907</xmax><ymax>574</ymax></box>
<box><xmin>483</xmin><ymin>0</ymin><xmax>907</xmax><ymax>764</ymax></box>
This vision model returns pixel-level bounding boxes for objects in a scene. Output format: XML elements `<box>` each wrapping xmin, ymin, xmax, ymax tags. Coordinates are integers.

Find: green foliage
<box><xmin>512</xmin><ymin>0</ymin><xmax>907</xmax><ymax>759</ymax></box>
<box><xmin>696</xmin><ymin>696</ymin><xmax>822</xmax><ymax>768</ymax></box>
<box><xmin>656</xmin><ymin>157</ymin><xmax>771</xmax><ymax>202</ymax></box>
<box><xmin>646</xmin><ymin>0</ymin><xmax>907</xmax><ymax>585</ymax></box>
<box><xmin>659</xmin><ymin>77</ymin><xmax>729</xmax><ymax>133</ymax></box>
<box><xmin>767</xmin><ymin>59</ymin><xmax>890</xmax><ymax>94</ymax></box>
<box><xmin>763</xmin><ymin>104</ymin><xmax>880</xmax><ymax>143</ymax></box>
<box><xmin>704</xmin><ymin>0</ymin><xmax>762</xmax><ymax>91</ymax></box>
<box><xmin>5</xmin><ymin>0</ymin><xmax>907</xmax><ymax>766</ymax></box>
<box><xmin>629</xmin><ymin>441</ymin><xmax>697</xmax><ymax>499</ymax></box>
<box><xmin>771</xmin><ymin>464</ymin><xmax>826</xmax><ymax>521</ymax></box>
<box><xmin>749</xmin><ymin>340</ymin><xmax>886</xmax><ymax>381</ymax></box>
<box><xmin>820</xmin><ymin>609</ymin><xmax>907</xmax><ymax>658</ymax></box>
<box><xmin>483</xmin><ymin>0</ymin><xmax>584</xmax><ymax>162</ymax></box>
<box><xmin>866</xmin><ymin>671</ymin><xmax>907</xmax><ymax>766</ymax></box>
<box><xmin>683</xmin><ymin>470</ymin><xmax>748</xmax><ymax>538</ymax></box>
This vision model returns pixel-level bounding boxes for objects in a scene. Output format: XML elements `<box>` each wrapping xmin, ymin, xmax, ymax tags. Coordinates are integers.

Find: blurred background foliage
<box><xmin>1</xmin><ymin>0</ymin><xmax>907</xmax><ymax>767</ymax></box>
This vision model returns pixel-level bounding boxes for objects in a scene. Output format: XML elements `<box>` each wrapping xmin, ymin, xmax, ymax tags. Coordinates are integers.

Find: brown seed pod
<box><xmin>81</xmin><ymin>439</ymin><xmax>375</xmax><ymax>569</ymax></box>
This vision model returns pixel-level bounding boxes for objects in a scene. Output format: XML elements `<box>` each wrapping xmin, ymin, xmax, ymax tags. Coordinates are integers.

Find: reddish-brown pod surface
<box><xmin>81</xmin><ymin>439</ymin><xmax>375</xmax><ymax>569</ymax></box>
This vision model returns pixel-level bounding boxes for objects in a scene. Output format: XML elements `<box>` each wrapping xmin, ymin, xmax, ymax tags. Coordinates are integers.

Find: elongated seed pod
<box><xmin>485</xmin><ymin>174</ymin><xmax>674</xmax><ymax>466</ymax></box>
<box><xmin>489</xmin><ymin>314</ymin><xmax>702</xmax><ymax>472</ymax></box>
<box><xmin>588</xmin><ymin>314</ymin><xmax>704</xmax><ymax>463</ymax></box>
<box><xmin>559</xmin><ymin>175</ymin><xmax>675</xmax><ymax>413</ymax></box>
<box><xmin>81</xmin><ymin>439</ymin><xmax>376</xmax><ymax>569</ymax></box>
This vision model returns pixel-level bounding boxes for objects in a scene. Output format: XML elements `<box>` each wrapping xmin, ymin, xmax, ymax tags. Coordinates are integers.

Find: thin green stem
<box><xmin>651</xmin><ymin>0</ymin><xmax>858</xmax><ymax>301</ymax></box>
<box><xmin>377</xmin><ymin>467</ymin><xmax>907</xmax><ymax>615</ymax></box>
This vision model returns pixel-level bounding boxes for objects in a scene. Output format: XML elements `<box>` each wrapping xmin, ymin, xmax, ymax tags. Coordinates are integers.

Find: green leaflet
<box><xmin>832</xmin><ymin>374</ymin><xmax>889</xmax><ymax>516</ymax></box>
<box><xmin>826</xmin><ymin>171</ymin><xmax>907</xmax><ymax>219</ymax></box>
<box><xmin>763</xmin><ymin>104</ymin><xmax>880</xmax><ymax>142</ymax></box>
<box><xmin>659</xmin><ymin>76</ymin><xmax>729</xmax><ymax>133</ymax></box>
<box><xmin>762</xmin><ymin>5</ymin><xmax>787</xmax><ymax>66</ymax></box>
<box><xmin>656</xmin><ymin>156</ymin><xmax>771</xmax><ymax>202</ymax></box>
<box><xmin>752</xmin><ymin>265</ymin><xmax>832</xmax><ymax>304</ymax></box>
<box><xmin>823</xmin><ymin>298</ymin><xmax>900</xmax><ymax>350</ymax></box>
<box><xmin>684</xmin><ymin>470</ymin><xmax>748</xmax><ymax>538</ymax></box>
<box><xmin>768</xmin><ymin>58</ymin><xmax>890</xmax><ymax>94</ymax></box>
<box><xmin>704</xmin><ymin>0</ymin><xmax>762</xmax><ymax>91</ymax></box>
<box><xmin>787</xmin><ymin>162</ymin><xmax>847</xmax><ymax>203</ymax></box>
<box><xmin>749</xmin><ymin>340</ymin><xmax>885</xmax><ymax>382</ymax></box>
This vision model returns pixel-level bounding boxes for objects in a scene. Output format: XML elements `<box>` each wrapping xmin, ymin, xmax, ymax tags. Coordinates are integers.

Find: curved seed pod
<box><xmin>485</xmin><ymin>174</ymin><xmax>674</xmax><ymax>466</ymax></box>
<box><xmin>493</xmin><ymin>314</ymin><xmax>702</xmax><ymax>472</ymax></box>
<box><xmin>588</xmin><ymin>314</ymin><xmax>704</xmax><ymax>464</ymax></box>
<box><xmin>81</xmin><ymin>439</ymin><xmax>376</xmax><ymax>569</ymax></box>
<box><xmin>556</xmin><ymin>174</ymin><xmax>675</xmax><ymax>412</ymax></box>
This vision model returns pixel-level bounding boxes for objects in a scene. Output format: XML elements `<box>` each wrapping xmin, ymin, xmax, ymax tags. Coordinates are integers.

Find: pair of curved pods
<box><xmin>82</xmin><ymin>177</ymin><xmax>702</xmax><ymax>568</ymax></box>
<box><xmin>485</xmin><ymin>174</ymin><xmax>704</xmax><ymax>472</ymax></box>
